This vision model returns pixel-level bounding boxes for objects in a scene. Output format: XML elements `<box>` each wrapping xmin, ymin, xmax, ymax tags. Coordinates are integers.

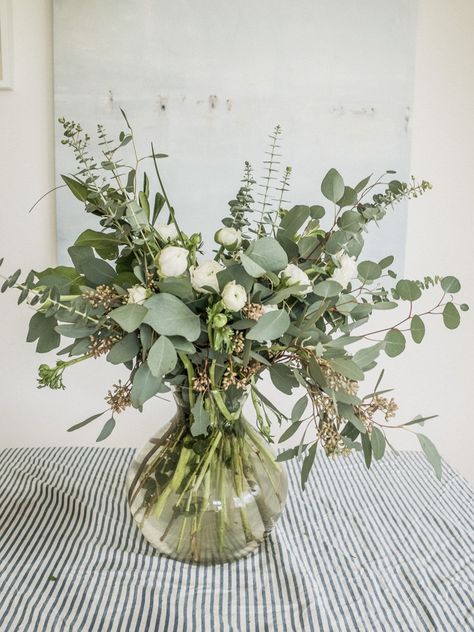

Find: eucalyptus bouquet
<box><xmin>1</xmin><ymin>114</ymin><xmax>466</xmax><ymax>562</ymax></box>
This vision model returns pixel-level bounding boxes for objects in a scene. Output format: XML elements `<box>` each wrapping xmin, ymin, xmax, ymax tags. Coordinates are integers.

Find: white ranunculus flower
<box><xmin>127</xmin><ymin>285</ymin><xmax>149</xmax><ymax>305</ymax></box>
<box><xmin>158</xmin><ymin>246</ymin><xmax>189</xmax><ymax>277</ymax></box>
<box><xmin>221</xmin><ymin>281</ymin><xmax>247</xmax><ymax>312</ymax></box>
<box><xmin>190</xmin><ymin>260</ymin><xmax>224</xmax><ymax>293</ymax></box>
<box><xmin>279</xmin><ymin>264</ymin><xmax>311</xmax><ymax>296</ymax></box>
<box><xmin>331</xmin><ymin>252</ymin><xmax>358</xmax><ymax>288</ymax></box>
<box><xmin>215</xmin><ymin>227</ymin><xmax>242</xmax><ymax>249</ymax></box>
<box><xmin>155</xmin><ymin>223</ymin><xmax>178</xmax><ymax>242</ymax></box>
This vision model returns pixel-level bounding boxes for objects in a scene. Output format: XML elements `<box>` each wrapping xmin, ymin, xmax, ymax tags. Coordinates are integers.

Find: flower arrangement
<box><xmin>1</xmin><ymin>114</ymin><xmax>467</xmax><ymax>473</ymax></box>
<box><xmin>0</xmin><ymin>115</ymin><xmax>467</xmax><ymax>561</ymax></box>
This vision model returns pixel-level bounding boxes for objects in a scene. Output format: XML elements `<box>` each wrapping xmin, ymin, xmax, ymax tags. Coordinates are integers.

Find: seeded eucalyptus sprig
<box><xmin>0</xmin><ymin>118</ymin><xmax>468</xmax><ymax>478</ymax></box>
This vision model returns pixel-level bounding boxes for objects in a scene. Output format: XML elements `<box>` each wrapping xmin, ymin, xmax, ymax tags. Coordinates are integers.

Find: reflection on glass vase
<box><xmin>126</xmin><ymin>387</ymin><xmax>288</xmax><ymax>564</ymax></box>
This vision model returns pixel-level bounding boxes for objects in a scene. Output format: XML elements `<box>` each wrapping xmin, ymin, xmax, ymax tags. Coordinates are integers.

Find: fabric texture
<box><xmin>0</xmin><ymin>447</ymin><xmax>472</xmax><ymax>631</ymax></box>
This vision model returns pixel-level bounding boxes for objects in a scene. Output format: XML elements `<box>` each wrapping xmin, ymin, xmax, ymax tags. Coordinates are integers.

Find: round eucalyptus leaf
<box><xmin>339</xmin><ymin>210</ymin><xmax>362</xmax><ymax>233</ymax></box>
<box><xmin>384</xmin><ymin>329</ymin><xmax>406</xmax><ymax>357</ymax></box>
<box><xmin>396</xmin><ymin>279</ymin><xmax>422</xmax><ymax>301</ymax></box>
<box><xmin>357</xmin><ymin>261</ymin><xmax>382</xmax><ymax>282</ymax></box>
<box><xmin>442</xmin><ymin>302</ymin><xmax>460</xmax><ymax>329</ymax></box>
<box><xmin>441</xmin><ymin>276</ymin><xmax>461</xmax><ymax>294</ymax></box>
<box><xmin>313</xmin><ymin>280</ymin><xmax>343</xmax><ymax>298</ymax></box>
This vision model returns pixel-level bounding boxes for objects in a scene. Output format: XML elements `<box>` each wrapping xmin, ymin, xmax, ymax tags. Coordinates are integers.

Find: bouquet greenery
<box><xmin>0</xmin><ymin>114</ymin><xmax>467</xmax><ymax>561</ymax></box>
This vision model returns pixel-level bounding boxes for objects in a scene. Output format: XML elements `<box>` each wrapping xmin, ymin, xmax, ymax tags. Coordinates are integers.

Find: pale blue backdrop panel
<box><xmin>53</xmin><ymin>0</ymin><xmax>417</xmax><ymax>267</ymax></box>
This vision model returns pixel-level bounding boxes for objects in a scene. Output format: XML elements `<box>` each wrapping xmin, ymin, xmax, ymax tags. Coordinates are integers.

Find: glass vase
<box><xmin>126</xmin><ymin>387</ymin><xmax>288</xmax><ymax>564</ymax></box>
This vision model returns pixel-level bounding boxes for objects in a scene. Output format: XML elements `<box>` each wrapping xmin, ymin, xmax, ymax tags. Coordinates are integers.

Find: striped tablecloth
<box><xmin>0</xmin><ymin>447</ymin><xmax>472</xmax><ymax>631</ymax></box>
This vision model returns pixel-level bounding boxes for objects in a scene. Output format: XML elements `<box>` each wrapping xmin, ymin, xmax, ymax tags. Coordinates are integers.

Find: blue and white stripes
<box><xmin>0</xmin><ymin>447</ymin><xmax>472</xmax><ymax>631</ymax></box>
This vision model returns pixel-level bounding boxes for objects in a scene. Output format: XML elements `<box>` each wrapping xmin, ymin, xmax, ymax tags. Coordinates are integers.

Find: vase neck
<box><xmin>172</xmin><ymin>386</ymin><xmax>249</xmax><ymax>427</ymax></box>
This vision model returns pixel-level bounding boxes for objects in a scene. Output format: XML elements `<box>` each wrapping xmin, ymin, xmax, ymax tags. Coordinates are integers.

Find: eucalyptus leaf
<box><xmin>96</xmin><ymin>417</ymin><xmax>116</xmax><ymax>442</ymax></box>
<box><xmin>357</xmin><ymin>261</ymin><xmax>382</xmax><ymax>282</ymax></box>
<box><xmin>417</xmin><ymin>433</ymin><xmax>442</xmax><ymax>480</ymax></box>
<box><xmin>442</xmin><ymin>302</ymin><xmax>460</xmax><ymax>329</ymax></box>
<box><xmin>339</xmin><ymin>209</ymin><xmax>362</xmax><ymax>232</ymax></box>
<box><xmin>245</xmin><ymin>237</ymin><xmax>288</xmax><ymax>273</ymax></box>
<box><xmin>61</xmin><ymin>175</ymin><xmax>88</xmax><ymax>202</ymax></box>
<box><xmin>148</xmin><ymin>336</ymin><xmax>178</xmax><ymax>378</ymax></box>
<box><xmin>338</xmin><ymin>403</ymin><xmax>367</xmax><ymax>433</ymax></box>
<box><xmin>291</xmin><ymin>395</ymin><xmax>308</xmax><ymax>422</ymax></box>
<box><xmin>190</xmin><ymin>395</ymin><xmax>210</xmax><ymax>437</ymax></box>
<box><xmin>109</xmin><ymin>304</ymin><xmax>148</xmax><ymax>332</ymax></box>
<box><xmin>106</xmin><ymin>333</ymin><xmax>140</xmax><ymax>365</ymax></box>
<box><xmin>276</xmin><ymin>447</ymin><xmax>299</xmax><ymax>462</ymax></box>
<box><xmin>327</xmin><ymin>357</ymin><xmax>364</xmax><ymax>381</ymax></box>
<box><xmin>352</xmin><ymin>343</ymin><xmax>382</xmax><ymax>369</ymax></box>
<box><xmin>278</xmin><ymin>205</ymin><xmax>310</xmax><ymax>237</ymax></box>
<box><xmin>371</xmin><ymin>427</ymin><xmax>386</xmax><ymax>460</ymax></box>
<box><xmin>80</xmin><ymin>258</ymin><xmax>116</xmax><ymax>285</ymax></box>
<box><xmin>410</xmin><ymin>315</ymin><xmax>425</xmax><ymax>344</ymax></box>
<box><xmin>301</xmin><ymin>443</ymin><xmax>317</xmax><ymax>490</ymax></box>
<box><xmin>361</xmin><ymin>432</ymin><xmax>372</xmax><ymax>469</ymax></box>
<box><xmin>321</xmin><ymin>168</ymin><xmax>344</xmax><ymax>203</ymax></box>
<box><xmin>247</xmin><ymin>309</ymin><xmax>290</xmax><ymax>342</ymax></box>
<box><xmin>337</xmin><ymin>187</ymin><xmax>358</xmax><ymax>208</ymax></box>
<box><xmin>130</xmin><ymin>362</ymin><xmax>163</xmax><ymax>408</ymax></box>
<box><xmin>240</xmin><ymin>253</ymin><xmax>266</xmax><ymax>278</ymax></box>
<box><xmin>384</xmin><ymin>329</ymin><xmax>406</xmax><ymax>357</ymax></box>
<box><xmin>313</xmin><ymin>280</ymin><xmax>342</xmax><ymax>298</ymax></box>
<box><xmin>126</xmin><ymin>200</ymin><xmax>149</xmax><ymax>230</ymax></box>
<box><xmin>441</xmin><ymin>276</ymin><xmax>461</xmax><ymax>294</ymax></box>
<box><xmin>144</xmin><ymin>293</ymin><xmax>201</xmax><ymax>341</ymax></box>
<box><xmin>310</xmin><ymin>205</ymin><xmax>325</xmax><ymax>219</ymax></box>
<box><xmin>278</xmin><ymin>419</ymin><xmax>304</xmax><ymax>443</ymax></box>
<box><xmin>270</xmin><ymin>364</ymin><xmax>298</xmax><ymax>395</ymax></box>
<box><xmin>396</xmin><ymin>280</ymin><xmax>422</xmax><ymax>301</ymax></box>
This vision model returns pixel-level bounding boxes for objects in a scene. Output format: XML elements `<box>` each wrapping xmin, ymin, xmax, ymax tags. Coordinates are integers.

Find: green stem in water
<box><xmin>192</xmin><ymin>432</ymin><xmax>222</xmax><ymax>492</ymax></box>
<box><xmin>232</xmin><ymin>444</ymin><xmax>253</xmax><ymax>543</ymax></box>
<box><xmin>178</xmin><ymin>353</ymin><xmax>195</xmax><ymax>408</ymax></box>
<box><xmin>209</xmin><ymin>360</ymin><xmax>235</xmax><ymax>422</ymax></box>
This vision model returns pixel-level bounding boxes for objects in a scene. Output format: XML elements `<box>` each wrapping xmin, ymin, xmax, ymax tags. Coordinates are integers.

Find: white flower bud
<box><xmin>221</xmin><ymin>281</ymin><xmax>247</xmax><ymax>312</ymax></box>
<box><xmin>155</xmin><ymin>223</ymin><xmax>178</xmax><ymax>242</ymax></box>
<box><xmin>279</xmin><ymin>264</ymin><xmax>311</xmax><ymax>296</ymax></box>
<box><xmin>190</xmin><ymin>260</ymin><xmax>224</xmax><ymax>293</ymax></box>
<box><xmin>215</xmin><ymin>227</ymin><xmax>242</xmax><ymax>249</ymax></box>
<box><xmin>331</xmin><ymin>251</ymin><xmax>357</xmax><ymax>288</ymax></box>
<box><xmin>158</xmin><ymin>246</ymin><xmax>189</xmax><ymax>277</ymax></box>
<box><xmin>127</xmin><ymin>285</ymin><xmax>149</xmax><ymax>305</ymax></box>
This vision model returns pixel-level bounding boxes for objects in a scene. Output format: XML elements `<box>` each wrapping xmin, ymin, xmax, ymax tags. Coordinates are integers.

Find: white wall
<box><xmin>0</xmin><ymin>0</ymin><xmax>473</xmax><ymax>484</ymax></box>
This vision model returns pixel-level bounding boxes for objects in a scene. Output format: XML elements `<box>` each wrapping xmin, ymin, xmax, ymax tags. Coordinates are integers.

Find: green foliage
<box><xmin>410</xmin><ymin>315</ymin><xmax>425</xmax><ymax>344</ymax></box>
<box><xmin>96</xmin><ymin>417</ymin><xmax>116</xmax><ymax>442</ymax></box>
<box><xmin>190</xmin><ymin>395</ymin><xmax>210</xmax><ymax>437</ymax></box>
<box><xmin>417</xmin><ymin>433</ymin><xmax>442</xmax><ymax>480</ymax></box>
<box><xmin>130</xmin><ymin>362</ymin><xmax>163</xmax><ymax>408</ymax></box>
<box><xmin>321</xmin><ymin>168</ymin><xmax>344</xmax><ymax>203</ymax></box>
<box><xmin>109</xmin><ymin>304</ymin><xmax>148</xmax><ymax>332</ymax></box>
<box><xmin>384</xmin><ymin>329</ymin><xmax>406</xmax><ymax>357</ymax></box>
<box><xmin>144</xmin><ymin>294</ymin><xmax>201</xmax><ymax>341</ymax></box>
<box><xmin>396</xmin><ymin>280</ymin><xmax>422</xmax><ymax>301</ymax></box>
<box><xmin>0</xmin><ymin>116</ymin><xmax>465</xmax><ymax>487</ymax></box>
<box><xmin>246</xmin><ymin>309</ymin><xmax>290</xmax><ymax>342</ymax></box>
<box><xmin>147</xmin><ymin>336</ymin><xmax>178</xmax><ymax>378</ymax></box>
<box><xmin>441</xmin><ymin>276</ymin><xmax>461</xmax><ymax>293</ymax></box>
<box><xmin>245</xmin><ymin>237</ymin><xmax>288</xmax><ymax>273</ymax></box>
<box><xmin>106</xmin><ymin>333</ymin><xmax>140</xmax><ymax>364</ymax></box>
<box><xmin>443</xmin><ymin>302</ymin><xmax>460</xmax><ymax>329</ymax></box>
<box><xmin>358</xmin><ymin>261</ymin><xmax>382</xmax><ymax>282</ymax></box>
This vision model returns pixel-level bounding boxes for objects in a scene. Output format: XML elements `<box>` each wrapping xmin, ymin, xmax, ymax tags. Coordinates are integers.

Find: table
<box><xmin>0</xmin><ymin>447</ymin><xmax>472</xmax><ymax>631</ymax></box>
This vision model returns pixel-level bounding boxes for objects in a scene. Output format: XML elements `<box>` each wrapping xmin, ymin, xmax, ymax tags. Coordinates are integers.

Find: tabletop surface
<box><xmin>0</xmin><ymin>446</ymin><xmax>472</xmax><ymax>631</ymax></box>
